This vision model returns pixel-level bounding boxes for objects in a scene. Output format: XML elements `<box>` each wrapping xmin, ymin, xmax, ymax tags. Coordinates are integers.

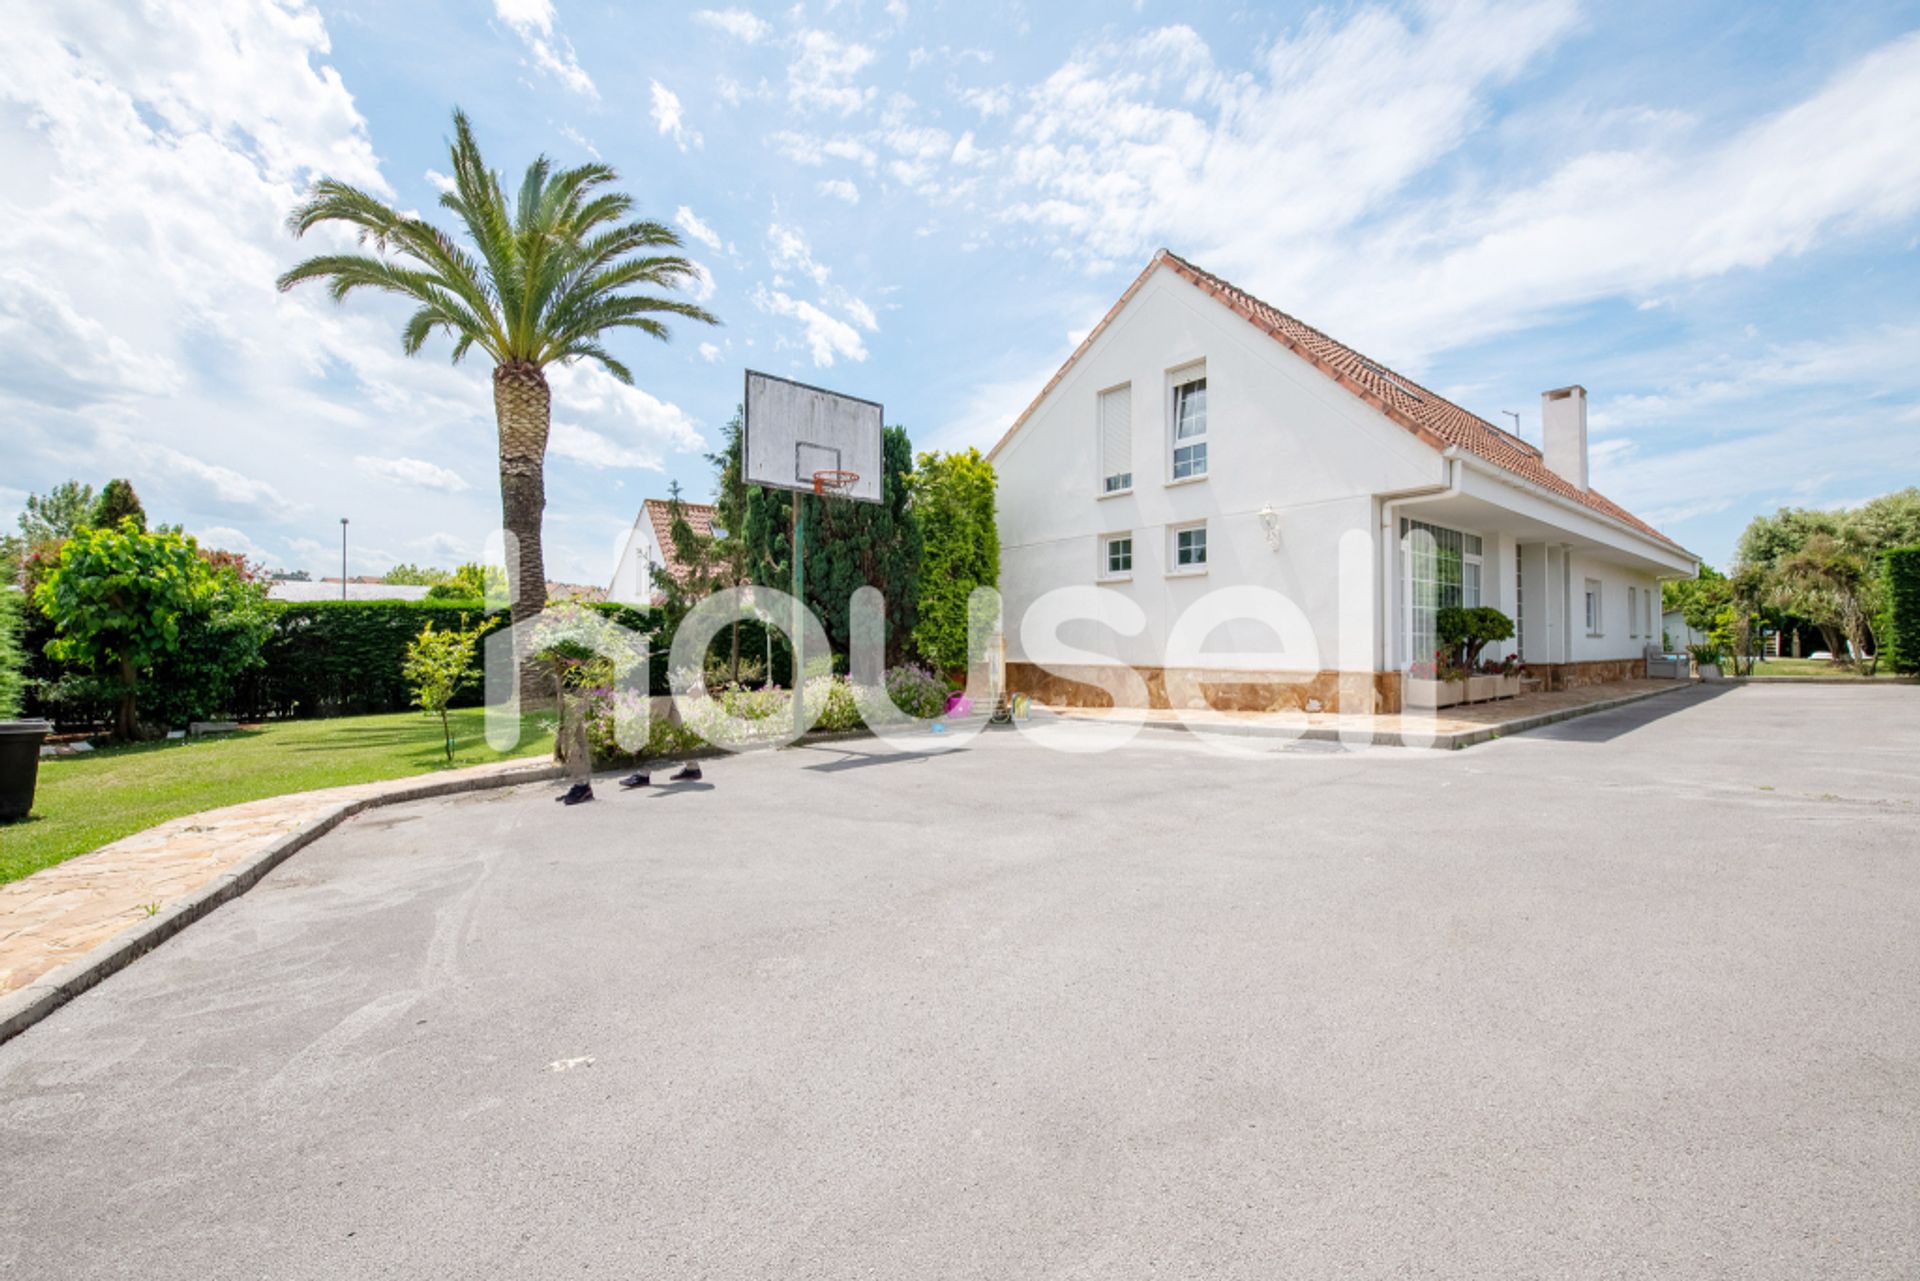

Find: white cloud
<box><xmin>548</xmin><ymin>362</ymin><xmax>704</xmax><ymax>459</ymax></box>
<box><xmin>698</xmin><ymin>342</ymin><xmax>723</xmax><ymax>363</ymax></box>
<box><xmin>693</xmin><ymin>8</ymin><xmax>772</xmax><ymax>42</ymax></box>
<box><xmin>674</xmin><ymin>205</ymin><xmax>723</xmax><ymax>251</ymax></box>
<box><xmin>423</xmin><ymin>168</ymin><xmax>456</xmax><ymax>193</ymax></box>
<box><xmin>751</xmin><ymin>285</ymin><xmax>869</xmax><ymax>366</ymax></box>
<box><xmin>355</xmin><ymin>455</ymin><xmax>471</xmax><ymax>492</ymax></box>
<box><xmin>115</xmin><ymin>439</ymin><xmax>290</xmax><ymax>511</ymax></box>
<box><xmin>193</xmin><ymin>525</ymin><xmax>270</xmax><ymax>562</ymax></box>
<box><xmin>767</xmin><ymin>222</ymin><xmax>831</xmax><ymax>286</ymax></box>
<box><xmin>985</xmin><ymin>12</ymin><xmax>1920</xmax><ymax>366</ymax></box>
<box><xmin>818</xmin><ymin>178</ymin><xmax>860</xmax><ymax>204</ymax></box>
<box><xmin>549</xmin><ymin>421</ymin><xmax>665</xmax><ymax>470</ymax></box>
<box><xmin>684</xmin><ymin>260</ymin><xmax>717</xmax><ymax>303</ymax></box>
<box><xmin>950</xmin><ymin>131</ymin><xmax>982</xmax><ymax>165</ymax></box>
<box><xmin>649</xmin><ymin>80</ymin><xmax>701</xmax><ymax>151</ymax></box>
<box><xmin>788</xmin><ymin>29</ymin><xmax>875</xmax><ymax>116</ymax></box>
<box><xmin>493</xmin><ymin>0</ymin><xmax>597</xmax><ymax>97</ymax></box>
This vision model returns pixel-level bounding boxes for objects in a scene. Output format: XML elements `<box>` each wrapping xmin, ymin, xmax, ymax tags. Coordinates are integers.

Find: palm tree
<box><xmin>277</xmin><ymin>109</ymin><xmax>716</xmax><ymax>696</ymax></box>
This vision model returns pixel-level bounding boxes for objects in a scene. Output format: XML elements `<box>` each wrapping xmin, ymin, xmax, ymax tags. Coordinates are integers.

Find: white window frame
<box><xmin>1099</xmin><ymin>531</ymin><xmax>1133</xmax><ymax>581</ymax></box>
<box><xmin>1097</xmin><ymin>382</ymin><xmax>1133</xmax><ymax>497</ymax></box>
<box><xmin>1167</xmin><ymin>362</ymin><xmax>1207</xmax><ymax>484</ymax></box>
<box><xmin>1585</xmin><ymin>578</ymin><xmax>1603</xmax><ymax>636</ymax></box>
<box><xmin>1400</xmin><ymin>519</ymin><xmax>1483</xmax><ymax>668</ymax></box>
<box><xmin>1629</xmin><ymin>586</ymin><xmax>1638</xmax><ymax>638</ymax></box>
<box><xmin>1168</xmin><ymin>520</ymin><xmax>1208</xmax><ymax>575</ymax></box>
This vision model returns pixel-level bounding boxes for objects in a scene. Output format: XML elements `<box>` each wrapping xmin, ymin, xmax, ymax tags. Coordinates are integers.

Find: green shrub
<box><xmin>1884</xmin><ymin>545</ymin><xmax>1920</xmax><ymax>675</ymax></box>
<box><xmin>0</xmin><ymin>591</ymin><xmax>25</xmax><ymax>719</ymax></box>
<box><xmin>912</xmin><ymin>447</ymin><xmax>998</xmax><ymax>672</ymax></box>
<box><xmin>1435</xmin><ymin>605</ymin><xmax>1514</xmax><ymax>673</ymax></box>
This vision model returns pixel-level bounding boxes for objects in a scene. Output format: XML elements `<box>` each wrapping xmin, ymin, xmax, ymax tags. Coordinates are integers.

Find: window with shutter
<box><xmin>1098</xmin><ymin>384</ymin><xmax>1132</xmax><ymax>493</ymax></box>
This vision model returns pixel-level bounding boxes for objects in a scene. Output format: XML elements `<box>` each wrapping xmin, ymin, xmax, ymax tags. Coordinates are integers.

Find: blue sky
<box><xmin>3</xmin><ymin>1</ymin><xmax>1917</xmax><ymax>582</ymax></box>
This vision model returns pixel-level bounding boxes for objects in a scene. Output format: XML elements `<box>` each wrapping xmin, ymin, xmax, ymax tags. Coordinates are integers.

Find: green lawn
<box><xmin>0</xmin><ymin>709</ymin><xmax>553</xmax><ymax>885</ymax></box>
<box><xmin>1747</xmin><ymin>658</ymin><xmax>1904</xmax><ymax>680</ymax></box>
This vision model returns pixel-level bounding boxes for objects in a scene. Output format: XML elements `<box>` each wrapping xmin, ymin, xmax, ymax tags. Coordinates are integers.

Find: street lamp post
<box><xmin>340</xmin><ymin>518</ymin><xmax>349</xmax><ymax>600</ymax></box>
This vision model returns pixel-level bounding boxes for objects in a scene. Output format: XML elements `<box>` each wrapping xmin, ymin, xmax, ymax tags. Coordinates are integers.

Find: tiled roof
<box><xmin>994</xmin><ymin>249</ymin><xmax>1681</xmax><ymax>551</ymax></box>
<box><xmin>642</xmin><ymin>498</ymin><xmax>717</xmax><ymax>585</ymax></box>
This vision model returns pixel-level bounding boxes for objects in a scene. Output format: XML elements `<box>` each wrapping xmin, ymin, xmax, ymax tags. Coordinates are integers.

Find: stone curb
<box><xmin>1721</xmin><ymin>676</ymin><xmax>1916</xmax><ymax>686</ymax></box>
<box><xmin>1093</xmin><ymin>682</ymin><xmax>1693</xmax><ymax>751</ymax></box>
<box><xmin>0</xmin><ymin>761</ymin><xmax>566</xmax><ymax>1046</ymax></box>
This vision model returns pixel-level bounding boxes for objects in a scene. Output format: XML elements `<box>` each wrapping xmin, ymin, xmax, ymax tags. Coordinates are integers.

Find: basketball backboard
<box><xmin>742</xmin><ymin>370</ymin><xmax>883</xmax><ymax>504</ymax></box>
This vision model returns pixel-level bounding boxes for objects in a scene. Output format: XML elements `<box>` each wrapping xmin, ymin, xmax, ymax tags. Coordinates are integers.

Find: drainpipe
<box><xmin>1375</xmin><ymin>449</ymin><xmax>1464</xmax><ymax>672</ymax></box>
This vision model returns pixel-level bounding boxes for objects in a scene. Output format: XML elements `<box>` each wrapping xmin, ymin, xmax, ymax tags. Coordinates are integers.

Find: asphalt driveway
<box><xmin>2</xmin><ymin>684</ymin><xmax>1916</xmax><ymax>1279</ymax></box>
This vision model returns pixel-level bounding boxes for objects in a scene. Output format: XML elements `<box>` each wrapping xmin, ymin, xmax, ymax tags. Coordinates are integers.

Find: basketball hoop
<box><xmin>811</xmin><ymin>469</ymin><xmax>860</xmax><ymax>496</ymax></box>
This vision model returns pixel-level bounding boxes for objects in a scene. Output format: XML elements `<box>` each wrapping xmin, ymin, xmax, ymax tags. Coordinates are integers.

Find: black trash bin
<box><xmin>0</xmin><ymin>719</ymin><xmax>52</xmax><ymax>822</ymax></box>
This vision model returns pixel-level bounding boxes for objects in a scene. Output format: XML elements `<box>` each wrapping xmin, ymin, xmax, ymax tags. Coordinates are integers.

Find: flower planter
<box><xmin>1405</xmin><ymin>678</ymin><xmax>1462</xmax><ymax>709</ymax></box>
<box><xmin>1465</xmin><ymin>675</ymin><xmax>1499</xmax><ymax>703</ymax></box>
<box><xmin>1697</xmin><ymin>663</ymin><xmax>1724</xmax><ymax>682</ymax></box>
<box><xmin>0</xmin><ymin>719</ymin><xmax>52</xmax><ymax>823</ymax></box>
<box><xmin>1499</xmin><ymin>674</ymin><xmax>1523</xmax><ymax>699</ymax></box>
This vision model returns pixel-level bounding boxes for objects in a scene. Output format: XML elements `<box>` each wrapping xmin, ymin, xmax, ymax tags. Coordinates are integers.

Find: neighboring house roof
<box><xmin>269</xmin><ymin>581</ymin><xmax>431</xmax><ymax>602</ymax></box>
<box><xmin>990</xmin><ymin>249</ymin><xmax>1680</xmax><ymax>550</ymax></box>
<box><xmin>547</xmin><ymin>581</ymin><xmax>608</xmax><ymax>604</ymax></box>
<box><xmin>642</xmin><ymin>498</ymin><xmax>717</xmax><ymax>586</ymax></box>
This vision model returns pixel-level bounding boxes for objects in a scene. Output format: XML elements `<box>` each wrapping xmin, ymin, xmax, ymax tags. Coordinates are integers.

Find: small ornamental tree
<box><xmin>403</xmin><ymin>621</ymin><xmax>480</xmax><ymax>760</ymax></box>
<box><xmin>911</xmin><ymin>448</ymin><xmax>999</xmax><ymax>674</ymax></box>
<box><xmin>1883</xmin><ymin>545</ymin><xmax>1920</xmax><ymax>676</ymax></box>
<box><xmin>34</xmin><ymin>521</ymin><xmax>238</xmax><ymax>737</ymax></box>
<box><xmin>1435</xmin><ymin>605</ymin><xmax>1515</xmax><ymax>676</ymax></box>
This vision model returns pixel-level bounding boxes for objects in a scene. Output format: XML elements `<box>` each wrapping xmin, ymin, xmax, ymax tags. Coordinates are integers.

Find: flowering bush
<box><xmin>583</xmin><ymin>665</ymin><xmax>944</xmax><ymax>761</ymax></box>
<box><xmin>882</xmin><ymin>662</ymin><xmax>948</xmax><ymax>720</ymax></box>
<box><xmin>1407</xmin><ymin>660</ymin><xmax>1436</xmax><ymax>681</ymax></box>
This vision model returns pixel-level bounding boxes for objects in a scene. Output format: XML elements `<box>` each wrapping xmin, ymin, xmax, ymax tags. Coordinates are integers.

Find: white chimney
<box><xmin>1541</xmin><ymin>385</ymin><xmax>1588</xmax><ymax>491</ymax></box>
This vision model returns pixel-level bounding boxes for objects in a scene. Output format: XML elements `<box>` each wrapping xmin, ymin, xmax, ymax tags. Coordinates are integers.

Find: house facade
<box><xmin>607</xmin><ymin>498</ymin><xmax>716</xmax><ymax>607</ymax></box>
<box><xmin>989</xmin><ymin>251</ymin><xmax>1697</xmax><ymax>714</ymax></box>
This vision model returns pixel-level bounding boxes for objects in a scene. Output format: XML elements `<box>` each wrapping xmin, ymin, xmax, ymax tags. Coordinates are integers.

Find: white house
<box><xmin>989</xmin><ymin>250</ymin><xmax>1698</xmax><ymax>714</ymax></box>
<box><xmin>607</xmin><ymin>498</ymin><xmax>716</xmax><ymax>606</ymax></box>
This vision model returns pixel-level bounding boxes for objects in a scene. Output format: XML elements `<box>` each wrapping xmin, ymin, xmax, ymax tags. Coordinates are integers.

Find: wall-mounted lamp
<box><xmin>1258</xmin><ymin>504</ymin><xmax>1282</xmax><ymax>551</ymax></box>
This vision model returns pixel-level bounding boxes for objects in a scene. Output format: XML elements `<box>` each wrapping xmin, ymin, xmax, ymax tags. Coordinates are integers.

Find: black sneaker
<box><xmin>618</xmin><ymin>772</ymin><xmax>651</xmax><ymax>789</ymax></box>
<box><xmin>557</xmin><ymin>782</ymin><xmax>594</xmax><ymax>805</ymax></box>
<box><xmin>669</xmin><ymin>762</ymin><xmax>703</xmax><ymax>782</ymax></box>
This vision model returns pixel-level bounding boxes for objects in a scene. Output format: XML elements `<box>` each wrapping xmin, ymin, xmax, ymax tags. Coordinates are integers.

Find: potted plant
<box><xmin>1494</xmin><ymin>652</ymin><xmax>1529</xmax><ymax>698</ymax></box>
<box><xmin>0</xmin><ymin>718</ymin><xmax>51</xmax><ymax>822</ymax></box>
<box><xmin>1403</xmin><ymin>655</ymin><xmax>1462</xmax><ymax>709</ymax></box>
<box><xmin>1688</xmin><ymin>642</ymin><xmax>1724</xmax><ymax>681</ymax></box>
<box><xmin>1437</xmin><ymin>605</ymin><xmax>1516</xmax><ymax>703</ymax></box>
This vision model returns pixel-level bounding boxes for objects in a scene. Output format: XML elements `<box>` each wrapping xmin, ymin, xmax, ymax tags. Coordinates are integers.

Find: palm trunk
<box><xmin>494</xmin><ymin>360</ymin><xmax>552</xmax><ymax>707</ymax></box>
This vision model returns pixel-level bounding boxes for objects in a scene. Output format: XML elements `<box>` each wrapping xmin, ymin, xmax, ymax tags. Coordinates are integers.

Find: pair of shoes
<box><xmin>556</xmin><ymin>782</ymin><xmax>594</xmax><ymax>805</ymax></box>
<box><xmin>618</xmin><ymin>772</ymin><xmax>651</xmax><ymax>789</ymax></box>
<box><xmin>670</xmin><ymin>762</ymin><xmax>702</xmax><ymax>782</ymax></box>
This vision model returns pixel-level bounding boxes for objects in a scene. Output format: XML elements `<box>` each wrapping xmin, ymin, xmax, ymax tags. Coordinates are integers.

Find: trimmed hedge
<box><xmin>0</xmin><ymin>590</ymin><xmax>24</xmax><ymax>720</ymax></box>
<box><xmin>231</xmin><ymin>600</ymin><xmax>506</xmax><ymax>719</ymax></box>
<box><xmin>1884</xmin><ymin>545</ymin><xmax>1920</xmax><ymax>675</ymax></box>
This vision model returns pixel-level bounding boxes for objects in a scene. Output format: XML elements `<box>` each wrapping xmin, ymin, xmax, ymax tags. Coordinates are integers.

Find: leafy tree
<box><xmin>0</xmin><ymin>590</ymin><xmax>25</xmax><ymax>720</ymax></box>
<box><xmin>910</xmin><ymin>447</ymin><xmax>998</xmax><ymax>672</ymax></box>
<box><xmin>1664</xmin><ymin>564</ymin><xmax>1730</xmax><ymax>635</ymax></box>
<box><xmin>277</xmin><ymin>109</ymin><xmax>717</xmax><ymax>697</ymax></box>
<box><xmin>740</xmin><ymin>424</ymin><xmax>921</xmax><ymax>667</ymax></box>
<box><xmin>426</xmin><ymin>561</ymin><xmax>508</xmax><ymax>602</ymax></box>
<box><xmin>34</xmin><ymin>522</ymin><xmax>266</xmax><ymax>737</ymax></box>
<box><xmin>384</xmin><ymin>563</ymin><xmax>451</xmax><ymax>587</ymax></box>
<box><xmin>91</xmin><ymin>479</ymin><xmax>146</xmax><ymax>531</ymax></box>
<box><xmin>1778</xmin><ymin>531</ymin><xmax>1881</xmax><ymax>673</ymax></box>
<box><xmin>20</xmin><ymin>481</ymin><xmax>96</xmax><ymax>543</ymax></box>
<box><xmin>403</xmin><ymin>621</ymin><xmax>479</xmax><ymax>760</ymax></box>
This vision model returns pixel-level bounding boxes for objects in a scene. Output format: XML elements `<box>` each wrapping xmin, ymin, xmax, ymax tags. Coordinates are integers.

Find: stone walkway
<box><xmin>0</xmin><ymin>758</ymin><xmax>559</xmax><ymax>1000</ymax></box>
<box><xmin>1039</xmin><ymin>678</ymin><xmax>1691</xmax><ymax>744</ymax></box>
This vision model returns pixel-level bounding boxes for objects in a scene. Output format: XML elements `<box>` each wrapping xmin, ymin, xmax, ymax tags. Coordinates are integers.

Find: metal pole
<box><xmin>339</xmin><ymin>518</ymin><xmax>349</xmax><ymax>600</ymax></box>
<box><xmin>791</xmin><ymin>490</ymin><xmax>805</xmax><ymax>738</ymax></box>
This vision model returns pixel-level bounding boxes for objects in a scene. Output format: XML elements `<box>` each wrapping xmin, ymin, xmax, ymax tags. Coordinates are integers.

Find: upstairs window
<box><xmin>1098</xmin><ymin>384</ymin><xmax>1132</xmax><ymax>494</ymax></box>
<box><xmin>1170</xmin><ymin>366</ymin><xmax>1207</xmax><ymax>480</ymax></box>
<box><xmin>1101</xmin><ymin>532</ymin><xmax>1133</xmax><ymax>578</ymax></box>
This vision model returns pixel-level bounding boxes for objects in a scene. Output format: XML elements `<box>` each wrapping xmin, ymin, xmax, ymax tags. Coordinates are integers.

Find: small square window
<box><xmin>1104</xmin><ymin>472</ymin><xmax>1132</xmax><ymax>494</ymax></box>
<box><xmin>1102</xmin><ymin>534</ymin><xmax>1132</xmax><ymax>578</ymax></box>
<box><xmin>1172</xmin><ymin>523</ymin><xmax>1207</xmax><ymax>571</ymax></box>
<box><xmin>1172</xmin><ymin>442</ymin><xmax>1207</xmax><ymax>479</ymax></box>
